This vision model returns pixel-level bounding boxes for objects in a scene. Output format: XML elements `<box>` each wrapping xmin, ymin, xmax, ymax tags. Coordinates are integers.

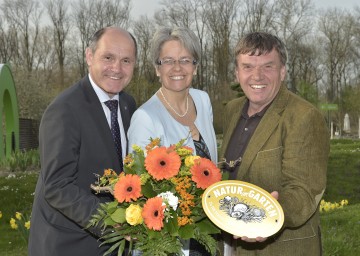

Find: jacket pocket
<box><xmin>276</xmin><ymin>221</ymin><xmax>317</xmax><ymax>241</ymax></box>
<box><xmin>250</xmin><ymin>147</ymin><xmax>283</xmax><ymax>190</ymax></box>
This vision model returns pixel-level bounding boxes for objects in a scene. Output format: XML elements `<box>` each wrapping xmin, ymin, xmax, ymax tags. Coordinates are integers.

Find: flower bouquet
<box><xmin>87</xmin><ymin>138</ymin><xmax>222</xmax><ymax>256</ymax></box>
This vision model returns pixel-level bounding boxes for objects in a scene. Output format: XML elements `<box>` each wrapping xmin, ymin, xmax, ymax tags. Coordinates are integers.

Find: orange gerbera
<box><xmin>190</xmin><ymin>158</ymin><xmax>222</xmax><ymax>189</ymax></box>
<box><xmin>142</xmin><ymin>197</ymin><xmax>165</xmax><ymax>231</ymax></box>
<box><xmin>114</xmin><ymin>174</ymin><xmax>142</xmax><ymax>203</ymax></box>
<box><xmin>144</xmin><ymin>147</ymin><xmax>181</xmax><ymax>180</ymax></box>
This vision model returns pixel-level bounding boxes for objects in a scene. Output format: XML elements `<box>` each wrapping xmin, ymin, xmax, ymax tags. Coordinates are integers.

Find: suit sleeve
<box><xmin>39</xmin><ymin>100</ymin><xmax>102</xmax><ymax>235</ymax></box>
<box><xmin>279</xmin><ymin>107</ymin><xmax>330</xmax><ymax>227</ymax></box>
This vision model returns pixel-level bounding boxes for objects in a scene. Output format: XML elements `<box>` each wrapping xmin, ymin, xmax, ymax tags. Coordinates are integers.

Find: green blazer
<box><xmin>220</xmin><ymin>85</ymin><xmax>330</xmax><ymax>255</ymax></box>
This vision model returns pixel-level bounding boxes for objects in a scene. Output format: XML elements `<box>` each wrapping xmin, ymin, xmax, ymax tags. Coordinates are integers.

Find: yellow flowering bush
<box><xmin>9</xmin><ymin>211</ymin><xmax>31</xmax><ymax>244</ymax></box>
<box><xmin>320</xmin><ymin>199</ymin><xmax>349</xmax><ymax>213</ymax></box>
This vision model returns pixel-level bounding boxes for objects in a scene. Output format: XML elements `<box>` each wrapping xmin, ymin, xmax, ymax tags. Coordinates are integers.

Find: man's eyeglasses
<box><xmin>156</xmin><ymin>58</ymin><xmax>197</xmax><ymax>67</ymax></box>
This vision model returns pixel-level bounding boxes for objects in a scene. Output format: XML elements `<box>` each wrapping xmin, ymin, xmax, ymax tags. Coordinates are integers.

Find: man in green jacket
<box><xmin>220</xmin><ymin>32</ymin><xmax>329</xmax><ymax>255</ymax></box>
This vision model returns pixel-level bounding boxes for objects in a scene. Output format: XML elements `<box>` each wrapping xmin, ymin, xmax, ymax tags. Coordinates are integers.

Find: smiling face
<box><xmin>86</xmin><ymin>28</ymin><xmax>136</xmax><ymax>97</ymax></box>
<box><xmin>235</xmin><ymin>49</ymin><xmax>286</xmax><ymax>115</ymax></box>
<box><xmin>155</xmin><ymin>40</ymin><xmax>197</xmax><ymax>92</ymax></box>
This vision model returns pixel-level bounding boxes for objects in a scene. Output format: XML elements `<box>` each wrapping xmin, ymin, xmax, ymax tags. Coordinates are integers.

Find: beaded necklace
<box><xmin>159</xmin><ymin>88</ymin><xmax>189</xmax><ymax>118</ymax></box>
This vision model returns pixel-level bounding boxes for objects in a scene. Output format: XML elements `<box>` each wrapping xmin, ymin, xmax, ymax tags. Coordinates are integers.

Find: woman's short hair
<box><xmin>234</xmin><ymin>32</ymin><xmax>287</xmax><ymax>66</ymax></box>
<box><xmin>150</xmin><ymin>27</ymin><xmax>201</xmax><ymax>65</ymax></box>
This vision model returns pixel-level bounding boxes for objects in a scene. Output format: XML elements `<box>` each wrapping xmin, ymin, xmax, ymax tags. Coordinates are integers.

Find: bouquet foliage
<box><xmin>88</xmin><ymin>138</ymin><xmax>222</xmax><ymax>256</ymax></box>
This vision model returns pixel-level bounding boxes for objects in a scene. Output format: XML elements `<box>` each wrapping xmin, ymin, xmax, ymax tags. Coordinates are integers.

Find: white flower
<box><xmin>157</xmin><ymin>191</ymin><xmax>179</xmax><ymax>211</ymax></box>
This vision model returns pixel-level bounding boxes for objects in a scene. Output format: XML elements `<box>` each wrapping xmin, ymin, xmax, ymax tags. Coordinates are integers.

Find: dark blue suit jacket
<box><xmin>28</xmin><ymin>75</ymin><xmax>136</xmax><ymax>256</ymax></box>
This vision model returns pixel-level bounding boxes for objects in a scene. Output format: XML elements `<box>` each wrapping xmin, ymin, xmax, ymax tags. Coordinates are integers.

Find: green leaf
<box><xmin>103</xmin><ymin>240</ymin><xmax>124</xmax><ymax>256</ymax></box>
<box><xmin>164</xmin><ymin>211</ymin><xmax>179</xmax><ymax>236</ymax></box>
<box><xmin>100</xmin><ymin>233</ymin><xmax>124</xmax><ymax>244</ymax></box>
<box><xmin>179</xmin><ymin>224</ymin><xmax>195</xmax><ymax>239</ymax></box>
<box><xmin>141</xmin><ymin>182</ymin><xmax>157</xmax><ymax>198</ymax></box>
<box><xmin>147</xmin><ymin>229</ymin><xmax>162</xmax><ymax>239</ymax></box>
<box><xmin>106</xmin><ymin>201</ymin><xmax>119</xmax><ymax>213</ymax></box>
<box><xmin>117</xmin><ymin>239</ymin><xmax>126</xmax><ymax>256</ymax></box>
<box><xmin>104</xmin><ymin>216</ymin><xmax>116</xmax><ymax>226</ymax></box>
<box><xmin>131</xmin><ymin>152</ymin><xmax>146</xmax><ymax>174</ymax></box>
<box><xmin>222</xmin><ymin>171</ymin><xmax>230</xmax><ymax>180</ymax></box>
<box><xmin>111</xmin><ymin>208</ymin><xmax>126</xmax><ymax>223</ymax></box>
<box><xmin>196</xmin><ymin>218</ymin><xmax>220</xmax><ymax>234</ymax></box>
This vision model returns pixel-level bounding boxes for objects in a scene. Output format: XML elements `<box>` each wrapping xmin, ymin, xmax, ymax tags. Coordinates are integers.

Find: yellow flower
<box><xmin>10</xmin><ymin>218</ymin><xmax>18</xmax><ymax>230</ymax></box>
<box><xmin>15</xmin><ymin>212</ymin><xmax>22</xmax><ymax>220</ymax></box>
<box><xmin>341</xmin><ymin>199</ymin><xmax>348</xmax><ymax>206</ymax></box>
<box><xmin>320</xmin><ymin>199</ymin><xmax>349</xmax><ymax>213</ymax></box>
<box><xmin>0</xmin><ymin>211</ymin><xmax>2</xmax><ymax>219</ymax></box>
<box><xmin>125</xmin><ymin>204</ymin><xmax>143</xmax><ymax>226</ymax></box>
<box><xmin>25</xmin><ymin>221</ymin><xmax>31</xmax><ymax>230</ymax></box>
<box><xmin>132</xmin><ymin>145</ymin><xmax>143</xmax><ymax>154</ymax></box>
<box><xmin>124</xmin><ymin>154</ymin><xmax>135</xmax><ymax>167</ymax></box>
<box><xmin>184</xmin><ymin>156</ymin><xmax>200</xmax><ymax>167</ymax></box>
<box><xmin>145</xmin><ymin>138</ymin><xmax>161</xmax><ymax>152</ymax></box>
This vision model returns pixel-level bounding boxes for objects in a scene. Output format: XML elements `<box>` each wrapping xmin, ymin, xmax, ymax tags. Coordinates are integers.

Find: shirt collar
<box><xmin>88</xmin><ymin>74</ymin><xmax>119</xmax><ymax>103</ymax></box>
<box><xmin>242</xmin><ymin>99</ymin><xmax>271</xmax><ymax>119</ymax></box>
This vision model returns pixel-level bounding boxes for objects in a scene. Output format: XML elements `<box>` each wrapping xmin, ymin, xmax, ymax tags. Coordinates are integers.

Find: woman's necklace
<box><xmin>159</xmin><ymin>88</ymin><xmax>189</xmax><ymax>118</ymax></box>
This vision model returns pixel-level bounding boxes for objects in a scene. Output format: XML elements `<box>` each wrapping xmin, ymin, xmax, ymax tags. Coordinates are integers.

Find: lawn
<box><xmin>321</xmin><ymin>204</ymin><xmax>360</xmax><ymax>256</ymax></box>
<box><xmin>0</xmin><ymin>139</ymin><xmax>359</xmax><ymax>255</ymax></box>
<box><xmin>0</xmin><ymin>171</ymin><xmax>37</xmax><ymax>256</ymax></box>
<box><xmin>324</xmin><ymin>139</ymin><xmax>360</xmax><ymax>204</ymax></box>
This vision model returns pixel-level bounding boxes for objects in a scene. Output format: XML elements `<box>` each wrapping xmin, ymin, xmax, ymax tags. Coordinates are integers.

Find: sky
<box><xmin>131</xmin><ymin>0</ymin><xmax>359</xmax><ymax>17</ymax></box>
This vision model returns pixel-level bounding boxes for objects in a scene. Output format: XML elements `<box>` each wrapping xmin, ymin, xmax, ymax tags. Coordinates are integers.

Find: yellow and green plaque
<box><xmin>202</xmin><ymin>180</ymin><xmax>284</xmax><ymax>238</ymax></box>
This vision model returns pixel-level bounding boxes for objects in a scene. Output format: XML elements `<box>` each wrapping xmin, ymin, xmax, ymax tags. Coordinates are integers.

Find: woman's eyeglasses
<box><xmin>156</xmin><ymin>58</ymin><xmax>197</xmax><ymax>67</ymax></box>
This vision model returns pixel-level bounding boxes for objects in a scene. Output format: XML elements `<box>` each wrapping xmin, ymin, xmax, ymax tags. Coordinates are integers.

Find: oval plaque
<box><xmin>202</xmin><ymin>180</ymin><xmax>284</xmax><ymax>238</ymax></box>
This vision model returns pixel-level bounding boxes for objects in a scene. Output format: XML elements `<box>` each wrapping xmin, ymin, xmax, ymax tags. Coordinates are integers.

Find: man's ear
<box><xmin>85</xmin><ymin>48</ymin><xmax>93</xmax><ymax>66</ymax></box>
<box><xmin>280</xmin><ymin>65</ymin><xmax>286</xmax><ymax>82</ymax></box>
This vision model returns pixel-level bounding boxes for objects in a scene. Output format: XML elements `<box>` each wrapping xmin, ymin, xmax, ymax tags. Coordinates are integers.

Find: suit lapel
<box><xmin>118</xmin><ymin>92</ymin><xmax>131</xmax><ymax>133</ymax></box>
<box><xmin>118</xmin><ymin>92</ymin><xmax>132</xmax><ymax>154</ymax></box>
<box><xmin>237</xmin><ymin>86</ymin><xmax>289</xmax><ymax>179</ymax></box>
<box><xmin>80</xmin><ymin>76</ymin><xmax>121</xmax><ymax>170</ymax></box>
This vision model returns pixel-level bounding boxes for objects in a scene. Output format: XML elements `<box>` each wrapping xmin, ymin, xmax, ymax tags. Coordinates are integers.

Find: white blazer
<box><xmin>127</xmin><ymin>88</ymin><xmax>217</xmax><ymax>163</ymax></box>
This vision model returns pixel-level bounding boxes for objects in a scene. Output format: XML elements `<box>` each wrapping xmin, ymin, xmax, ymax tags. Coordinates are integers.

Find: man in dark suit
<box><xmin>28</xmin><ymin>27</ymin><xmax>137</xmax><ymax>256</ymax></box>
<box><xmin>220</xmin><ymin>32</ymin><xmax>329</xmax><ymax>255</ymax></box>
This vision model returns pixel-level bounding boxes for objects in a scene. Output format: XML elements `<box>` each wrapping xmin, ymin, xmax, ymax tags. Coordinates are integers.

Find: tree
<box><xmin>235</xmin><ymin>0</ymin><xmax>275</xmax><ymax>35</ymax></box>
<box><xmin>44</xmin><ymin>0</ymin><xmax>71</xmax><ymax>89</ymax></box>
<box><xmin>272</xmin><ymin>0</ymin><xmax>315</xmax><ymax>93</ymax></box>
<box><xmin>205</xmin><ymin>0</ymin><xmax>238</xmax><ymax>89</ymax></box>
<box><xmin>318</xmin><ymin>8</ymin><xmax>357</xmax><ymax>103</ymax></box>
<box><xmin>0</xmin><ymin>21</ymin><xmax>18</xmax><ymax>64</ymax></box>
<box><xmin>71</xmin><ymin>0</ymin><xmax>131</xmax><ymax>77</ymax></box>
<box><xmin>130</xmin><ymin>16</ymin><xmax>157</xmax><ymax>105</ymax></box>
<box><xmin>1</xmin><ymin>0</ymin><xmax>42</xmax><ymax>72</ymax></box>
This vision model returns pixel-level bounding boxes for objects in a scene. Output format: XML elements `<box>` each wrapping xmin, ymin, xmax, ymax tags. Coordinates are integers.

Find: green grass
<box><xmin>324</xmin><ymin>139</ymin><xmax>360</xmax><ymax>204</ymax></box>
<box><xmin>0</xmin><ymin>172</ymin><xmax>37</xmax><ymax>256</ymax></box>
<box><xmin>0</xmin><ymin>139</ymin><xmax>359</xmax><ymax>255</ymax></box>
<box><xmin>321</xmin><ymin>204</ymin><xmax>360</xmax><ymax>256</ymax></box>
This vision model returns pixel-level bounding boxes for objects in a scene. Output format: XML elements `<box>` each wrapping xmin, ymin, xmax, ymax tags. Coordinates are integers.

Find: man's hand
<box><xmin>233</xmin><ymin>191</ymin><xmax>279</xmax><ymax>242</ymax></box>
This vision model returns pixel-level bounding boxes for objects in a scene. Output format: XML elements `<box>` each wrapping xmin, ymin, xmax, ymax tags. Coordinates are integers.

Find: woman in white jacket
<box><xmin>127</xmin><ymin>27</ymin><xmax>217</xmax><ymax>256</ymax></box>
